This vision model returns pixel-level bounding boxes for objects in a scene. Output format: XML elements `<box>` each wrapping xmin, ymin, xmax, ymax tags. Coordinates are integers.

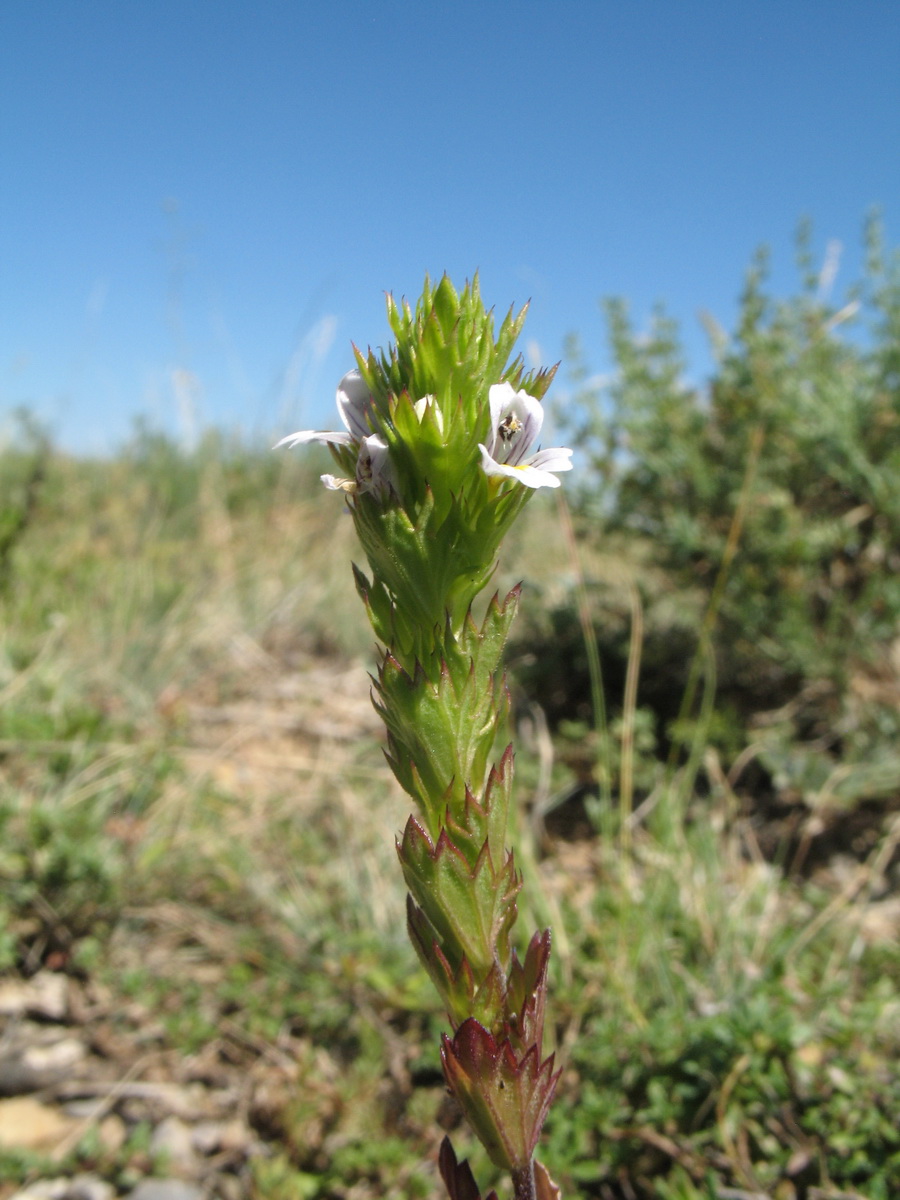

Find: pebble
<box><xmin>191</xmin><ymin>1119</ymin><xmax>250</xmax><ymax>1156</ymax></box>
<box><xmin>0</xmin><ymin>971</ymin><xmax>263</xmax><ymax>1200</ymax></box>
<box><xmin>213</xmin><ymin>1178</ymin><xmax>243</xmax><ymax>1200</ymax></box>
<box><xmin>98</xmin><ymin>1113</ymin><xmax>128</xmax><ymax>1154</ymax></box>
<box><xmin>0</xmin><ymin>1097</ymin><xmax>79</xmax><ymax>1150</ymax></box>
<box><xmin>150</xmin><ymin>1116</ymin><xmax>198</xmax><ymax>1169</ymax></box>
<box><xmin>125</xmin><ymin>1180</ymin><xmax>205</xmax><ymax>1200</ymax></box>
<box><xmin>9</xmin><ymin>1176</ymin><xmax>114</xmax><ymax>1200</ymax></box>
<box><xmin>0</xmin><ymin>1030</ymin><xmax>87</xmax><ymax>1095</ymax></box>
<box><xmin>0</xmin><ymin>971</ymin><xmax>69</xmax><ymax>1021</ymax></box>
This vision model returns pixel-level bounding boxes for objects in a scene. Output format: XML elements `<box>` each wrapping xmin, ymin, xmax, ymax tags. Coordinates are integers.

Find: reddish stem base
<box><xmin>511</xmin><ymin>1161</ymin><xmax>536</xmax><ymax>1200</ymax></box>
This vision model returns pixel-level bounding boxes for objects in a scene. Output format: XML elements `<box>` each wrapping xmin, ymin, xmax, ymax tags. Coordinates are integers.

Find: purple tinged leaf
<box><xmin>505</xmin><ymin>930</ymin><xmax>552</xmax><ymax>1054</ymax></box>
<box><xmin>438</xmin><ymin>1137</ymin><xmax>499</xmax><ymax>1200</ymax></box>
<box><xmin>440</xmin><ymin>1017</ymin><xmax>561</xmax><ymax>1171</ymax></box>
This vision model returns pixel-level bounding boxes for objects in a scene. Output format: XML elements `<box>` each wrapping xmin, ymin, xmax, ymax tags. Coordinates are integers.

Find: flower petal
<box><xmin>336</xmin><ymin>369</ymin><xmax>375</xmax><ymax>440</ymax></box>
<box><xmin>487</xmin><ymin>383</ymin><xmax>544</xmax><ymax>465</ymax></box>
<box><xmin>273</xmin><ymin>429</ymin><xmax>354</xmax><ymax>450</ymax></box>
<box><xmin>321</xmin><ymin>473</ymin><xmax>357</xmax><ymax>493</ymax></box>
<box><xmin>478</xmin><ymin>444</ymin><xmax>564</xmax><ymax>489</ymax></box>
<box><xmin>487</xmin><ymin>381</ymin><xmax>519</xmax><ymax>427</ymax></box>
<box><xmin>357</xmin><ymin>434</ymin><xmax>394</xmax><ymax>496</ymax></box>
<box><xmin>527</xmin><ymin>447</ymin><xmax>573</xmax><ymax>473</ymax></box>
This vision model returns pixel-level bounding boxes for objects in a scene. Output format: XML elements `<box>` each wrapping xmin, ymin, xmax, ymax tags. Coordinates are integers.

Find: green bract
<box><xmin>277</xmin><ymin>274</ymin><xmax>568</xmax><ymax>666</ymax></box>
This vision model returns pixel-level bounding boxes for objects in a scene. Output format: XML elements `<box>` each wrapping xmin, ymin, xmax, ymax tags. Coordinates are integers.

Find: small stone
<box><xmin>859</xmin><ymin>896</ymin><xmax>900</xmax><ymax>944</ymax></box>
<box><xmin>125</xmin><ymin>1180</ymin><xmax>204</xmax><ymax>1200</ymax></box>
<box><xmin>150</xmin><ymin>1117</ymin><xmax>198</xmax><ymax>1169</ymax></box>
<box><xmin>0</xmin><ymin>979</ymin><xmax>31</xmax><ymax>1018</ymax></box>
<box><xmin>68</xmin><ymin>1176</ymin><xmax>115</xmax><ymax>1200</ymax></box>
<box><xmin>29</xmin><ymin>972</ymin><xmax>70</xmax><ymax>1021</ymax></box>
<box><xmin>189</xmin><ymin>1121</ymin><xmax>221</xmax><ymax>1156</ymax></box>
<box><xmin>3</xmin><ymin>1035</ymin><xmax>86</xmax><ymax>1094</ymax></box>
<box><xmin>98</xmin><ymin>1113</ymin><xmax>128</xmax><ymax>1154</ymax></box>
<box><xmin>214</xmin><ymin>1177</ymin><xmax>243</xmax><ymax>1200</ymax></box>
<box><xmin>7</xmin><ymin>1178</ymin><xmax>70</xmax><ymax>1200</ymax></box>
<box><xmin>0</xmin><ymin>971</ymin><xmax>68</xmax><ymax>1021</ymax></box>
<box><xmin>63</xmin><ymin>1100</ymin><xmax>106</xmax><ymax>1120</ymax></box>
<box><xmin>7</xmin><ymin>1176</ymin><xmax>66</xmax><ymax>1195</ymax></box>
<box><xmin>24</xmin><ymin>1036</ymin><xmax>85</xmax><ymax>1074</ymax></box>
<box><xmin>191</xmin><ymin>1119</ymin><xmax>250</xmax><ymax>1156</ymax></box>
<box><xmin>0</xmin><ymin>1097</ymin><xmax>79</xmax><ymax>1150</ymax></box>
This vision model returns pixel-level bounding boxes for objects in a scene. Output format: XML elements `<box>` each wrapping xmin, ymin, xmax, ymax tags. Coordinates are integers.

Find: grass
<box><xmin>0</xmin><ymin>431</ymin><xmax>897</xmax><ymax>1199</ymax></box>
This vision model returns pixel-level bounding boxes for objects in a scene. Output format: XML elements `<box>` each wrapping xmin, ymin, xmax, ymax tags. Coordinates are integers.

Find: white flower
<box><xmin>275</xmin><ymin>371</ymin><xmax>395</xmax><ymax>498</ymax></box>
<box><xmin>273</xmin><ymin>369</ymin><xmax>374</xmax><ymax>450</ymax></box>
<box><xmin>353</xmin><ymin>434</ymin><xmax>394</xmax><ymax>496</ymax></box>
<box><xmin>477</xmin><ymin>382</ymin><xmax>573</xmax><ymax>489</ymax></box>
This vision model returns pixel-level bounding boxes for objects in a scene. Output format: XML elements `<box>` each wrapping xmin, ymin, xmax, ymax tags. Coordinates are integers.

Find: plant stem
<box><xmin>619</xmin><ymin>580</ymin><xmax>644</xmax><ymax>853</ymax></box>
<box><xmin>666</xmin><ymin>419</ymin><xmax>766</xmax><ymax>773</ymax></box>
<box><xmin>511</xmin><ymin>1160</ymin><xmax>536</xmax><ymax>1200</ymax></box>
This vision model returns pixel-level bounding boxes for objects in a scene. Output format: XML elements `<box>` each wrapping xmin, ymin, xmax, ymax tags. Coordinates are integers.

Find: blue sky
<box><xmin>2</xmin><ymin>2</ymin><xmax>898</xmax><ymax>454</ymax></box>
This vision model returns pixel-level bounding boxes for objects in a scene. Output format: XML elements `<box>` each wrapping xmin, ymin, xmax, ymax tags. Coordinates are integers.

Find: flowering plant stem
<box><xmin>278</xmin><ymin>275</ymin><xmax>571</xmax><ymax>1199</ymax></box>
<box><xmin>511</xmin><ymin>1161</ymin><xmax>537</xmax><ymax>1200</ymax></box>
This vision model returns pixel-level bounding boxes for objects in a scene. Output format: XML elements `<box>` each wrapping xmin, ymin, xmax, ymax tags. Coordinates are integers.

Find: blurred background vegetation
<box><xmin>1</xmin><ymin>222</ymin><xmax>898</xmax><ymax>1199</ymax></box>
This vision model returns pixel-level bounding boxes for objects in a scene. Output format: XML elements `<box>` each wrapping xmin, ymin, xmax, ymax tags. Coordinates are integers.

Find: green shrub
<box><xmin>544</xmin><ymin>215</ymin><xmax>900</xmax><ymax>820</ymax></box>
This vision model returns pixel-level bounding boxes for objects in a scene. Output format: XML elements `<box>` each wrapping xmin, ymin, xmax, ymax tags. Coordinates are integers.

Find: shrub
<box><xmin>541</xmin><ymin>215</ymin><xmax>900</xmax><ymax>829</ymax></box>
